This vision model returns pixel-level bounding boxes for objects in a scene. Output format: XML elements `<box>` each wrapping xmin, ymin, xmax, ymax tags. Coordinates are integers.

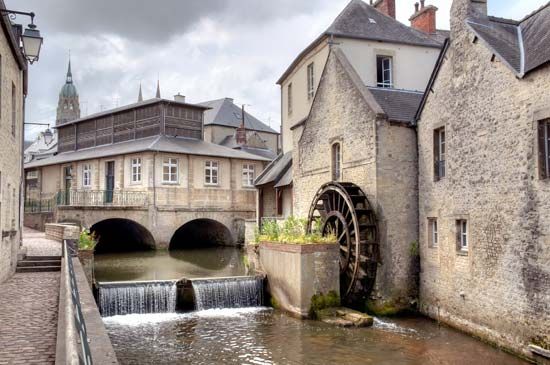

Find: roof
<box><xmin>274</xmin><ymin>167</ymin><xmax>292</xmax><ymax>188</ymax></box>
<box><xmin>466</xmin><ymin>3</ymin><xmax>550</xmax><ymax>77</ymax></box>
<box><xmin>368</xmin><ymin>88</ymin><xmax>424</xmax><ymax>123</ymax></box>
<box><xmin>198</xmin><ymin>98</ymin><xmax>278</xmax><ymax>134</ymax></box>
<box><xmin>56</xmin><ymin>98</ymin><xmax>210</xmax><ymax>127</ymax></box>
<box><xmin>277</xmin><ymin>0</ymin><xmax>444</xmax><ymax>84</ymax></box>
<box><xmin>255</xmin><ymin>151</ymin><xmax>292</xmax><ymax>187</ymax></box>
<box><xmin>25</xmin><ymin>135</ymin><xmax>270</xmax><ymax>169</ymax></box>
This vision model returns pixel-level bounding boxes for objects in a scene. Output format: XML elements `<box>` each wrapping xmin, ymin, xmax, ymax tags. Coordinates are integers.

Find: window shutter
<box><xmin>538</xmin><ymin>121</ymin><xmax>547</xmax><ymax>180</ymax></box>
<box><xmin>433</xmin><ymin>130</ymin><xmax>440</xmax><ymax>180</ymax></box>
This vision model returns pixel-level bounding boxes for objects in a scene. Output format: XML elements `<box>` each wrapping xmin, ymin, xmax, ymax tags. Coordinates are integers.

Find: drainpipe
<box><xmin>20</xmin><ymin>74</ymin><xmax>26</xmax><ymax>251</ymax></box>
<box><xmin>153</xmin><ymin>151</ymin><xmax>158</xmax><ymax>209</ymax></box>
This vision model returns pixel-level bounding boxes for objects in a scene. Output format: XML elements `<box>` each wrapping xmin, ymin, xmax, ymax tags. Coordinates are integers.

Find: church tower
<box><xmin>56</xmin><ymin>59</ymin><xmax>80</xmax><ymax>125</ymax></box>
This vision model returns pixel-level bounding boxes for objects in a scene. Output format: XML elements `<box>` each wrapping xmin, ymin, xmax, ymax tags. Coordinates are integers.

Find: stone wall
<box><xmin>417</xmin><ymin>0</ymin><xmax>550</xmax><ymax>357</ymax></box>
<box><xmin>45</xmin><ymin>223</ymin><xmax>80</xmax><ymax>242</ymax></box>
<box><xmin>259</xmin><ymin>242</ymin><xmax>339</xmax><ymax>318</ymax></box>
<box><xmin>292</xmin><ymin>48</ymin><xmax>419</xmax><ymax>311</ymax></box>
<box><xmin>24</xmin><ymin>212</ymin><xmax>55</xmax><ymax>231</ymax></box>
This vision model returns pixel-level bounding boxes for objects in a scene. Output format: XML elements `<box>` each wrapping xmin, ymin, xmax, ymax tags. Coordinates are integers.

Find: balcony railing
<box><xmin>25</xmin><ymin>195</ymin><xmax>57</xmax><ymax>213</ymax></box>
<box><xmin>57</xmin><ymin>190</ymin><xmax>149</xmax><ymax>208</ymax></box>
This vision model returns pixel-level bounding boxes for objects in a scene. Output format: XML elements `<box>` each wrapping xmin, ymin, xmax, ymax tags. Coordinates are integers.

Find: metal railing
<box><xmin>57</xmin><ymin>190</ymin><xmax>149</xmax><ymax>208</ymax></box>
<box><xmin>62</xmin><ymin>241</ymin><xmax>93</xmax><ymax>364</ymax></box>
<box><xmin>24</xmin><ymin>194</ymin><xmax>57</xmax><ymax>213</ymax></box>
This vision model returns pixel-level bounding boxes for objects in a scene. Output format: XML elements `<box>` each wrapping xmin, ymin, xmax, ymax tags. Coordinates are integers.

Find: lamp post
<box><xmin>1</xmin><ymin>9</ymin><xmax>43</xmax><ymax>64</ymax></box>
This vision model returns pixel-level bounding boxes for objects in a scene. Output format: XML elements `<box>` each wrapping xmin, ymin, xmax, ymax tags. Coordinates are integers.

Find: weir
<box><xmin>98</xmin><ymin>280</ymin><xmax>177</xmax><ymax>317</ymax></box>
<box><xmin>191</xmin><ymin>276</ymin><xmax>264</xmax><ymax>310</ymax></box>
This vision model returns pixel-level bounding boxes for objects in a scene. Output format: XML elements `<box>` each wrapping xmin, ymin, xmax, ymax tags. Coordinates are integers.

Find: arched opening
<box><xmin>91</xmin><ymin>218</ymin><xmax>156</xmax><ymax>254</ymax></box>
<box><xmin>169</xmin><ymin>219</ymin><xmax>234</xmax><ymax>250</ymax></box>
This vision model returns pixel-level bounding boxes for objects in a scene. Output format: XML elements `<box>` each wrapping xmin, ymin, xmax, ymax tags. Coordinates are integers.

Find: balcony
<box><xmin>56</xmin><ymin>190</ymin><xmax>149</xmax><ymax>208</ymax></box>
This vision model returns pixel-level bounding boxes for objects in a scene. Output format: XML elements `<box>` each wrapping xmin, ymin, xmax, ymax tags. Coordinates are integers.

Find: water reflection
<box><xmin>94</xmin><ymin>248</ymin><xmax>246</xmax><ymax>282</ymax></box>
<box><xmin>104</xmin><ymin>310</ymin><xmax>528</xmax><ymax>365</ymax></box>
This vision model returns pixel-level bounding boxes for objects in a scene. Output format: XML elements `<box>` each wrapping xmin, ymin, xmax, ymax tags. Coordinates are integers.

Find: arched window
<box><xmin>332</xmin><ymin>142</ymin><xmax>341</xmax><ymax>181</ymax></box>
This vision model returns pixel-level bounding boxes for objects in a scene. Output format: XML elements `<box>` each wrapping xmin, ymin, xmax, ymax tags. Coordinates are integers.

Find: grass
<box><xmin>255</xmin><ymin>216</ymin><xmax>336</xmax><ymax>245</ymax></box>
<box><xmin>79</xmin><ymin>229</ymin><xmax>97</xmax><ymax>250</ymax></box>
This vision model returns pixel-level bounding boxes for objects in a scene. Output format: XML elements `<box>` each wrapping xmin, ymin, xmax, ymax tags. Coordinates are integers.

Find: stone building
<box><xmin>0</xmin><ymin>2</ymin><xmax>28</xmax><ymax>283</ymax></box>
<box><xmin>24</xmin><ymin>96</ymin><xmax>270</xmax><ymax>250</ymax></box>
<box><xmin>416</xmin><ymin>0</ymin><xmax>550</xmax><ymax>358</ymax></box>
<box><xmin>257</xmin><ymin>0</ymin><xmax>446</xmax><ymax>310</ymax></box>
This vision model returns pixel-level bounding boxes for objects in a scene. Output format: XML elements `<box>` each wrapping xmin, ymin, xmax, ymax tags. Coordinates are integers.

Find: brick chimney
<box><xmin>373</xmin><ymin>0</ymin><xmax>396</xmax><ymax>19</ymax></box>
<box><xmin>409</xmin><ymin>1</ymin><xmax>438</xmax><ymax>34</ymax></box>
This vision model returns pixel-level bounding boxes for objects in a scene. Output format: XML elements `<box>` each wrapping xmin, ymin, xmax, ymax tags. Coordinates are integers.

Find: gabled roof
<box><xmin>255</xmin><ymin>151</ymin><xmax>292</xmax><ymax>187</ymax></box>
<box><xmin>277</xmin><ymin>0</ymin><xmax>444</xmax><ymax>85</ymax></box>
<box><xmin>25</xmin><ymin>135</ymin><xmax>270</xmax><ymax>169</ymax></box>
<box><xmin>466</xmin><ymin>3</ymin><xmax>550</xmax><ymax>78</ymax></box>
<box><xmin>198</xmin><ymin>98</ymin><xmax>278</xmax><ymax>134</ymax></box>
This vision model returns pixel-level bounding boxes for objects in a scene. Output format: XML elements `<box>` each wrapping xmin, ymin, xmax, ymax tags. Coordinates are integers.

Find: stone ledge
<box><xmin>260</xmin><ymin>241</ymin><xmax>338</xmax><ymax>254</ymax></box>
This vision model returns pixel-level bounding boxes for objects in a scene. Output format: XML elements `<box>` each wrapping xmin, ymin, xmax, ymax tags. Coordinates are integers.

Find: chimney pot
<box><xmin>420</xmin><ymin>0</ymin><xmax>425</xmax><ymax>9</ymax></box>
<box><xmin>409</xmin><ymin>2</ymin><xmax>438</xmax><ymax>34</ymax></box>
<box><xmin>174</xmin><ymin>93</ymin><xmax>186</xmax><ymax>103</ymax></box>
<box><xmin>415</xmin><ymin>2</ymin><xmax>419</xmax><ymax>12</ymax></box>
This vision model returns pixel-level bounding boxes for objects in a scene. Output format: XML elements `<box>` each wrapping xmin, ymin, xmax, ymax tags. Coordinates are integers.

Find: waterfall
<box><xmin>98</xmin><ymin>280</ymin><xmax>177</xmax><ymax>317</ymax></box>
<box><xmin>192</xmin><ymin>276</ymin><xmax>263</xmax><ymax>310</ymax></box>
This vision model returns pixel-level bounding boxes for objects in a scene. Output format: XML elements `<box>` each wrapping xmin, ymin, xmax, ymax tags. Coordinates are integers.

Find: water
<box><xmin>104</xmin><ymin>309</ymin><xmax>528</xmax><ymax>365</ymax></box>
<box><xmin>94</xmin><ymin>247</ymin><xmax>246</xmax><ymax>282</ymax></box>
<box><xmin>98</xmin><ymin>281</ymin><xmax>177</xmax><ymax>317</ymax></box>
<box><xmin>192</xmin><ymin>277</ymin><xmax>264</xmax><ymax>310</ymax></box>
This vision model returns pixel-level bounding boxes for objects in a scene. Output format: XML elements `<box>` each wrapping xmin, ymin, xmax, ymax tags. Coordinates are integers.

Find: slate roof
<box><xmin>277</xmin><ymin>0</ymin><xmax>444</xmax><ymax>84</ymax></box>
<box><xmin>255</xmin><ymin>151</ymin><xmax>292</xmax><ymax>187</ymax></box>
<box><xmin>368</xmin><ymin>88</ymin><xmax>424</xmax><ymax>123</ymax></box>
<box><xmin>466</xmin><ymin>3</ymin><xmax>550</xmax><ymax>77</ymax></box>
<box><xmin>198</xmin><ymin>98</ymin><xmax>278</xmax><ymax>134</ymax></box>
<box><xmin>25</xmin><ymin>135</ymin><xmax>270</xmax><ymax>168</ymax></box>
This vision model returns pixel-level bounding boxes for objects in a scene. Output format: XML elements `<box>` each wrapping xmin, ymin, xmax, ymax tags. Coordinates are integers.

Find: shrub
<box><xmin>79</xmin><ymin>229</ymin><xmax>97</xmax><ymax>250</ymax></box>
<box><xmin>256</xmin><ymin>216</ymin><xmax>336</xmax><ymax>245</ymax></box>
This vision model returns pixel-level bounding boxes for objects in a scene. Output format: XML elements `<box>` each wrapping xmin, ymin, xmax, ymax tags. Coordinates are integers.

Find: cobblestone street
<box><xmin>0</xmin><ymin>230</ymin><xmax>60</xmax><ymax>364</ymax></box>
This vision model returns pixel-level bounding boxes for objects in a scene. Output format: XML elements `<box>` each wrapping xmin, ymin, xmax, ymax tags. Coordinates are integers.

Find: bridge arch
<box><xmin>91</xmin><ymin>218</ymin><xmax>156</xmax><ymax>253</ymax></box>
<box><xmin>169</xmin><ymin>219</ymin><xmax>234</xmax><ymax>250</ymax></box>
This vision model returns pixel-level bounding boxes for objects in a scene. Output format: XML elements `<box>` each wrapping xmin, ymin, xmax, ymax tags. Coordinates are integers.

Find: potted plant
<box><xmin>78</xmin><ymin>229</ymin><xmax>97</xmax><ymax>286</ymax></box>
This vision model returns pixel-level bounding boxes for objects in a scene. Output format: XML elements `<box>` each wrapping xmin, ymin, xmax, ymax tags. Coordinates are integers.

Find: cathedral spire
<box><xmin>138</xmin><ymin>83</ymin><xmax>143</xmax><ymax>102</ymax></box>
<box><xmin>156</xmin><ymin>79</ymin><xmax>161</xmax><ymax>99</ymax></box>
<box><xmin>66</xmin><ymin>58</ymin><xmax>73</xmax><ymax>84</ymax></box>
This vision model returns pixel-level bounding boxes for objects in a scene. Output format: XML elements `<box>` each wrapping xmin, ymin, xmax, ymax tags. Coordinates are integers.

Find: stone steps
<box><xmin>16</xmin><ymin>256</ymin><xmax>62</xmax><ymax>273</ymax></box>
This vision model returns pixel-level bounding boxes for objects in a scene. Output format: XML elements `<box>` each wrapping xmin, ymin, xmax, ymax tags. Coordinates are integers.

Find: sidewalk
<box><xmin>0</xmin><ymin>228</ymin><xmax>61</xmax><ymax>364</ymax></box>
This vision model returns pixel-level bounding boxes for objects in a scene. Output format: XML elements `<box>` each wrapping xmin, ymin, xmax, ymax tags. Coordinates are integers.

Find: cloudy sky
<box><xmin>8</xmin><ymin>0</ymin><xmax>547</xmax><ymax>141</ymax></box>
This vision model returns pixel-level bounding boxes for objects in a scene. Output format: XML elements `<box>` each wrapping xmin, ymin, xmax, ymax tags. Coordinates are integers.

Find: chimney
<box><xmin>409</xmin><ymin>1</ymin><xmax>438</xmax><ymax>34</ymax></box>
<box><xmin>236</xmin><ymin>105</ymin><xmax>247</xmax><ymax>145</ymax></box>
<box><xmin>174</xmin><ymin>93</ymin><xmax>186</xmax><ymax>103</ymax></box>
<box><xmin>373</xmin><ymin>0</ymin><xmax>396</xmax><ymax>19</ymax></box>
<box><xmin>471</xmin><ymin>0</ymin><xmax>487</xmax><ymax>17</ymax></box>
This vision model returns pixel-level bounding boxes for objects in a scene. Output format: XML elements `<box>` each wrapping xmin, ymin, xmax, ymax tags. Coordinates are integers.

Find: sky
<box><xmin>8</xmin><ymin>0</ymin><xmax>548</xmax><ymax>141</ymax></box>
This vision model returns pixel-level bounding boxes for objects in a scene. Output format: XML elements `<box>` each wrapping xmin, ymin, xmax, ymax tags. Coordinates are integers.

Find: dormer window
<box><xmin>376</xmin><ymin>56</ymin><xmax>393</xmax><ymax>88</ymax></box>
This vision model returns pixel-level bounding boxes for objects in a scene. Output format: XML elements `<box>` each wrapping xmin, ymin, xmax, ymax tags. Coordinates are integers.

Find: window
<box><xmin>538</xmin><ymin>119</ymin><xmax>550</xmax><ymax>179</ymax></box>
<box><xmin>332</xmin><ymin>143</ymin><xmax>342</xmax><ymax>181</ymax></box>
<box><xmin>26</xmin><ymin>170</ymin><xmax>38</xmax><ymax>179</ymax></box>
<box><xmin>434</xmin><ymin>127</ymin><xmax>446</xmax><ymax>181</ymax></box>
<box><xmin>242</xmin><ymin>164</ymin><xmax>255</xmax><ymax>187</ymax></box>
<box><xmin>287</xmin><ymin>83</ymin><xmax>293</xmax><ymax>115</ymax></box>
<box><xmin>82</xmin><ymin>164</ymin><xmax>91</xmax><ymax>187</ymax></box>
<box><xmin>457</xmin><ymin>220</ymin><xmax>468</xmax><ymax>251</ymax></box>
<box><xmin>162</xmin><ymin>158</ymin><xmax>178</xmax><ymax>183</ymax></box>
<box><xmin>131</xmin><ymin>158</ymin><xmax>142</xmax><ymax>183</ymax></box>
<box><xmin>428</xmin><ymin>218</ymin><xmax>438</xmax><ymax>247</ymax></box>
<box><xmin>376</xmin><ymin>56</ymin><xmax>393</xmax><ymax>88</ymax></box>
<box><xmin>11</xmin><ymin>83</ymin><xmax>16</xmax><ymax>136</ymax></box>
<box><xmin>205</xmin><ymin>161</ymin><xmax>219</xmax><ymax>185</ymax></box>
<box><xmin>307</xmin><ymin>63</ymin><xmax>315</xmax><ymax>100</ymax></box>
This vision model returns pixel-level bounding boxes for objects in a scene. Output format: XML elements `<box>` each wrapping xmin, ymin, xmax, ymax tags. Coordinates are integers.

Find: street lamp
<box><xmin>1</xmin><ymin>9</ymin><xmax>43</xmax><ymax>64</ymax></box>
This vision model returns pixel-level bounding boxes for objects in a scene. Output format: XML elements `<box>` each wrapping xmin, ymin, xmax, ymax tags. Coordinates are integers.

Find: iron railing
<box><xmin>57</xmin><ymin>190</ymin><xmax>149</xmax><ymax>208</ymax></box>
<box><xmin>24</xmin><ymin>194</ymin><xmax>57</xmax><ymax>213</ymax></box>
<box><xmin>63</xmin><ymin>240</ymin><xmax>93</xmax><ymax>364</ymax></box>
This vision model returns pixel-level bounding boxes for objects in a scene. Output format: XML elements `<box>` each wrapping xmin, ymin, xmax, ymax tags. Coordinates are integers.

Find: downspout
<box><xmin>19</xmin><ymin>69</ymin><xmax>26</xmax><ymax>250</ymax></box>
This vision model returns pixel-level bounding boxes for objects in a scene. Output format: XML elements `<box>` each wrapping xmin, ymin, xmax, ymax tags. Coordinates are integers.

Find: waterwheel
<box><xmin>307</xmin><ymin>182</ymin><xmax>379</xmax><ymax>303</ymax></box>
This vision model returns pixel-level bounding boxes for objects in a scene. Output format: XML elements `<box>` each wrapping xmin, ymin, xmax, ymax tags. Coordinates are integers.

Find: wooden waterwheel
<box><xmin>307</xmin><ymin>182</ymin><xmax>379</xmax><ymax>303</ymax></box>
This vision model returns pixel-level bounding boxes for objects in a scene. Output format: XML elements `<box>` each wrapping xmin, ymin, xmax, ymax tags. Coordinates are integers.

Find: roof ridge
<box><xmin>487</xmin><ymin>16</ymin><xmax>519</xmax><ymax>25</ymax></box>
<box><xmin>520</xmin><ymin>1</ymin><xmax>550</xmax><ymax>24</ymax></box>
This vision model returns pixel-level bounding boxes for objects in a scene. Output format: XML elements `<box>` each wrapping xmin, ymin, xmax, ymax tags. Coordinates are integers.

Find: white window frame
<box><xmin>242</xmin><ymin>163</ymin><xmax>255</xmax><ymax>187</ymax></box>
<box><xmin>377</xmin><ymin>56</ymin><xmax>393</xmax><ymax>88</ymax></box>
<box><xmin>82</xmin><ymin>164</ymin><xmax>92</xmax><ymax>188</ymax></box>
<box><xmin>26</xmin><ymin>170</ymin><xmax>38</xmax><ymax>179</ymax></box>
<box><xmin>458</xmin><ymin>220</ymin><xmax>468</xmax><ymax>251</ymax></box>
<box><xmin>332</xmin><ymin>143</ymin><xmax>342</xmax><ymax>181</ymax></box>
<box><xmin>131</xmin><ymin>158</ymin><xmax>142</xmax><ymax>184</ymax></box>
<box><xmin>162</xmin><ymin>158</ymin><xmax>178</xmax><ymax>184</ymax></box>
<box><xmin>307</xmin><ymin>63</ymin><xmax>315</xmax><ymax>100</ymax></box>
<box><xmin>204</xmin><ymin>160</ymin><xmax>219</xmax><ymax>186</ymax></box>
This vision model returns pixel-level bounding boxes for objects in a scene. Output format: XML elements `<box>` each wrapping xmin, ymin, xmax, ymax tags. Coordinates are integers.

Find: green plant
<box><xmin>79</xmin><ymin>229</ymin><xmax>97</xmax><ymax>250</ymax></box>
<box><xmin>410</xmin><ymin>240</ymin><xmax>419</xmax><ymax>257</ymax></box>
<box><xmin>255</xmin><ymin>216</ymin><xmax>336</xmax><ymax>245</ymax></box>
